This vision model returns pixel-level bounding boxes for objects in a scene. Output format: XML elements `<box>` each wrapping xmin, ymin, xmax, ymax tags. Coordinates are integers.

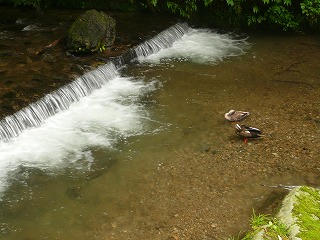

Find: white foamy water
<box><xmin>22</xmin><ymin>24</ymin><xmax>42</xmax><ymax>31</ymax></box>
<box><xmin>138</xmin><ymin>28</ymin><xmax>249</xmax><ymax>64</ymax></box>
<box><xmin>0</xmin><ymin>76</ymin><xmax>157</xmax><ymax>194</ymax></box>
<box><xmin>0</xmin><ymin>23</ymin><xmax>250</xmax><ymax>196</ymax></box>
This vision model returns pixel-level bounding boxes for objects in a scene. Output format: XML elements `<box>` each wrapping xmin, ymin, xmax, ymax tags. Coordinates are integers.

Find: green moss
<box><xmin>231</xmin><ymin>186</ymin><xmax>320</xmax><ymax>240</ymax></box>
<box><xmin>293</xmin><ymin>186</ymin><xmax>320</xmax><ymax>239</ymax></box>
<box><xmin>67</xmin><ymin>9</ymin><xmax>116</xmax><ymax>53</ymax></box>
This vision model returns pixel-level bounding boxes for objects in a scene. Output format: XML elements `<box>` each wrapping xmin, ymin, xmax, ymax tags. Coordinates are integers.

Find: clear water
<box><xmin>1</xmin><ymin>8</ymin><xmax>320</xmax><ymax>240</ymax></box>
<box><xmin>0</xmin><ymin>21</ymin><xmax>251</xmax><ymax>239</ymax></box>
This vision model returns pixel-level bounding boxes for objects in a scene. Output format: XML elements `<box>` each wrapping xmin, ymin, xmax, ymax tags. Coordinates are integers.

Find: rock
<box><xmin>66</xmin><ymin>186</ymin><xmax>83</xmax><ymax>200</ymax></box>
<box><xmin>248</xmin><ymin>186</ymin><xmax>320</xmax><ymax>239</ymax></box>
<box><xmin>277</xmin><ymin>186</ymin><xmax>320</xmax><ymax>240</ymax></box>
<box><xmin>67</xmin><ymin>9</ymin><xmax>116</xmax><ymax>53</ymax></box>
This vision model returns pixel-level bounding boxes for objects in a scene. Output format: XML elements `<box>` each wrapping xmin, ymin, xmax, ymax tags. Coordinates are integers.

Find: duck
<box><xmin>235</xmin><ymin>124</ymin><xmax>262</xmax><ymax>142</ymax></box>
<box><xmin>224</xmin><ymin>110</ymin><xmax>249</xmax><ymax>122</ymax></box>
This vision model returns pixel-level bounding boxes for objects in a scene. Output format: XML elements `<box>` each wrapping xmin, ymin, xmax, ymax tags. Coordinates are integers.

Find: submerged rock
<box><xmin>67</xmin><ymin>9</ymin><xmax>116</xmax><ymax>53</ymax></box>
<box><xmin>66</xmin><ymin>186</ymin><xmax>83</xmax><ymax>200</ymax></box>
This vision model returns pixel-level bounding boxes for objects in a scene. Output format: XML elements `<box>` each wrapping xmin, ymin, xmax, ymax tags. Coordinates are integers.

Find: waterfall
<box><xmin>0</xmin><ymin>22</ymin><xmax>191</xmax><ymax>142</ymax></box>
<box><xmin>0</xmin><ymin>63</ymin><xmax>118</xmax><ymax>141</ymax></box>
<box><xmin>110</xmin><ymin>22</ymin><xmax>190</xmax><ymax>66</ymax></box>
<box><xmin>133</xmin><ymin>22</ymin><xmax>190</xmax><ymax>59</ymax></box>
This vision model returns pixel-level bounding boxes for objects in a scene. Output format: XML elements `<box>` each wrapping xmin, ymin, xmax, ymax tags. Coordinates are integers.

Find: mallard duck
<box><xmin>224</xmin><ymin>110</ymin><xmax>249</xmax><ymax>122</ymax></box>
<box><xmin>235</xmin><ymin>124</ymin><xmax>262</xmax><ymax>142</ymax></box>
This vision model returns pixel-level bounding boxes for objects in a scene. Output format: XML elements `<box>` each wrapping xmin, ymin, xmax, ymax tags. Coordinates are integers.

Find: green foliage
<box><xmin>301</xmin><ymin>0</ymin><xmax>320</xmax><ymax>26</ymax></box>
<box><xmin>1</xmin><ymin>0</ymin><xmax>136</xmax><ymax>11</ymax></box>
<box><xmin>293</xmin><ymin>186</ymin><xmax>320</xmax><ymax>239</ymax></box>
<box><xmin>0</xmin><ymin>0</ymin><xmax>43</xmax><ymax>10</ymax></box>
<box><xmin>250</xmin><ymin>209</ymin><xmax>270</xmax><ymax>228</ymax></box>
<box><xmin>226</xmin><ymin>0</ymin><xmax>242</xmax><ymax>15</ymax></box>
<box><xmin>134</xmin><ymin>0</ymin><xmax>320</xmax><ymax>31</ymax></box>
<box><xmin>241</xmin><ymin>209</ymin><xmax>289</xmax><ymax>239</ymax></box>
<box><xmin>265</xmin><ymin>218</ymin><xmax>290</xmax><ymax>238</ymax></box>
<box><xmin>97</xmin><ymin>42</ymin><xmax>107</xmax><ymax>53</ymax></box>
<box><xmin>242</xmin><ymin>0</ymin><xmax>300</xmax><ymax>31</ymax></box>
<box><xmin>166</xmin><ymin>0</ymin><xmax>198</xmax><ymax>18</ymax></box>
<box><xmin>2</xmin><ymin>0</ymin><xmax>320</xmax><ymax>31</ymax></box>
<box><xmin>130</xmin><ymin>0</ymin><xmax>199</xmax><ymax>18</ymax></box>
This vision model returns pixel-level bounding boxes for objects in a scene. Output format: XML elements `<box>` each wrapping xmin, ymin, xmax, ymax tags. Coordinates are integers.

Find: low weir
<box><xmin>0</xmin><ymin>22</ymin><xmax>190</xmax><ymax>142</ymax></box>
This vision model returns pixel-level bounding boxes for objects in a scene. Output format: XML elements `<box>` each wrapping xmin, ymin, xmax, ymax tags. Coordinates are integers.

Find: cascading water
<box><xmin>111</xmin><ymin>22</ymin><xmax>190</xmax><ymax>66</ymax></box>
<box><xmin>0</xmin><ymin>64</ymin><xmax>118</xmax><ymax>141</ymax></box>
<box><xmin>132</xmin><ymin>22</ymin><xmax>190</xmax><ymax>59</ymax></box>
<box><xmin>0</xmin><ymin>16</ymin><xmax>255</xmax><ymax>239</ymax></box>
<box><xmin>0</xmin><ymin>22</ymin><xmax>195</xmax><ymax>196</ymax></box>
<box><xmin>0</xmin><ymin>22</ymin><xmax>191</xmax><ymax>143</ymax></box>
<box><xmin>0</xmin><ymin>21</ymin><xmax>250</xmax><ymax>195</ymax></box>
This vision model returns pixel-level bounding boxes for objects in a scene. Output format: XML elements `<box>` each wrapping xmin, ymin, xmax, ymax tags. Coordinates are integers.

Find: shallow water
<box><xmin>0</xmin><ymin>7</ymin><xmax>320</xmax><ymax>240</ymax></box>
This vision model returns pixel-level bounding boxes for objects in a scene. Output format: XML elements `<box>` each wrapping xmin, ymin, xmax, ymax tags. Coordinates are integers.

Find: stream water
<box><xmin>0</xmin><ymin>7</ymin><xmax>320</xmax><ymax>240</ymax></box>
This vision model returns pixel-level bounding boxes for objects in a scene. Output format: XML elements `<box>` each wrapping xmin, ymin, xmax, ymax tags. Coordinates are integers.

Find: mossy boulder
<box><xmin>277</xmin><ymin>186</ymin><xmax>320</xmax><ymax>239</ymax></box>
<box><xmin>67</xmin><ymin>9</ymin><xmax>116</xmax><ymax>53</ymax></box>
<box><xmin>245</xmin><ymin>186</ymin><xmax>320</xmax><ymax>240</ymax></box>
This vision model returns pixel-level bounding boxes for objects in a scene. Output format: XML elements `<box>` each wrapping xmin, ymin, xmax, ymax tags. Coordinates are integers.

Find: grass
<box><xmin>229</xmin><ymin>209</ymin><xmax>289</xmax><ymax>240</ymax></box>
<box><xmin>229</xmin><ymin>186</ymin><xmax>320</xmax><ymax>240</ymax></box>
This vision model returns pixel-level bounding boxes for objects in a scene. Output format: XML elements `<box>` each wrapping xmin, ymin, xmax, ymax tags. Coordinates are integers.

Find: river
<box><xmin>0</xmin><ymin>6</ymin><xmax>320</xmax><ymax>240</ymax></box>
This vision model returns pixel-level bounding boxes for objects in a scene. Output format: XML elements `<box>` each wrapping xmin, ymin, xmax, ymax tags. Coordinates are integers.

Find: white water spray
<box><xmin>0</xmin><ymin>76</ymin><xmax>157</xmax><ymax>193</ymax></box>
<box><xmin>0</xmin><ymin>22</ymin><xmax>249</xmax><ymax>195</ymax></box>
<box><xmin>138</xmin><ymin>28</ymin><xmax>249</xmax><ymax>64</ymax></box>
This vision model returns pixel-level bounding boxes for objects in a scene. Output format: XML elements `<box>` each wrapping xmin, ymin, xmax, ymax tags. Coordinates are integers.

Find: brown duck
<box><xmin>224</xmin><ymin>110</ymin><xmax>249</xmax><ymax>122</ymax></box>
<box><xmin>235</xmin><ymin>124</ymin><xmax>262</xmax><ymax>143</ymax></box>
